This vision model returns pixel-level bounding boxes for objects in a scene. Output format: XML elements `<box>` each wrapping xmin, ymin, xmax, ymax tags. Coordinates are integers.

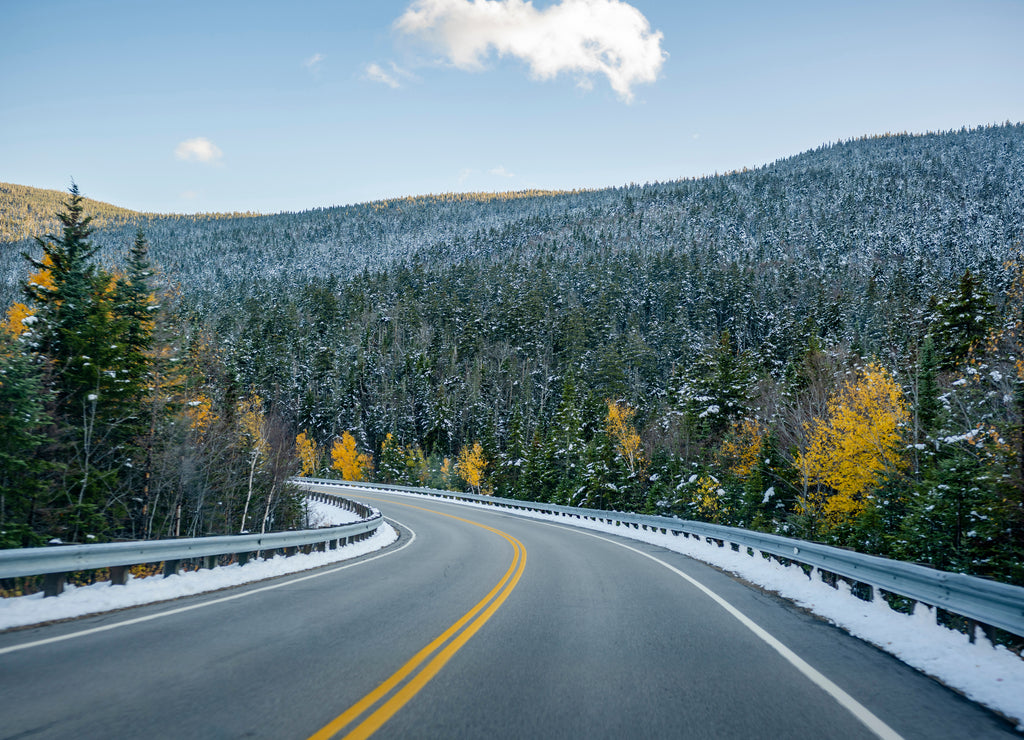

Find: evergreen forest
<box><xmin>2</xmin><ymin>124</ymin><xmax>1023</xmax><ymax>587</ymax></box>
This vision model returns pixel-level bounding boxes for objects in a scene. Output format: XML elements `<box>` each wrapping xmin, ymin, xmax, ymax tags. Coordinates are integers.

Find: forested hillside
<box><xmin>2</xmin><ymin>124</ymin><xmax>1023</xmax><ymax>588</ymax></box>
<box><xmin>0</xmin><ymin>182</ymin><xmax>149</xmax><ymax>244</ymax></box>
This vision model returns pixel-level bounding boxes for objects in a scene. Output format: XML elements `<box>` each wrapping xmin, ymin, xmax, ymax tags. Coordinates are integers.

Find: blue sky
<box><xmin>2</xmin><ymin>0</ymin><xmax>1022</xmax><ymax>214</ymax></box>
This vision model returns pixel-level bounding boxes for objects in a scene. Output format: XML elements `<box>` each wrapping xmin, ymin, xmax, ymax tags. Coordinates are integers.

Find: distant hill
<box><xmin>3</xmin><ymin>123</ymin><xmax>1023</xmax><ymax>308</ymax></box>
<box><xmin>0</xmin><ymin>181</ymin><xmax>147</xmax><ymax>243</ymax></box>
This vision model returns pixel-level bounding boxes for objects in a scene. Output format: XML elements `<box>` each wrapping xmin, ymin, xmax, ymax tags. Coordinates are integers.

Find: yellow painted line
<box><xmin>308</xmin><ymin>498</ymin><xmax>527</xmax><ymax>740</ymax></box>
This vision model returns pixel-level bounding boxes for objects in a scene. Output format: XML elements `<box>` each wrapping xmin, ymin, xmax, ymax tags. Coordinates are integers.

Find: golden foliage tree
<box><xmin>694</xmin><ymin>474</ymin><xmax>727</xmax><ymax>523</ymax></box>
<box><xmin>719</xmin><ymin>417</ymin><xmax>765</xmax><ymax>478</ymax></box>
<box><xmin>186</xmin><ymin>394</ymin><xmax>218</xmax><ymax>439</ymax></box>
<box><xmin>295</xmin><ymin>431</ymin><xmax>319</xmax><ymax>477</ymax></box>
<box><xmin>3</xmin><ymin>302</ymin><xmax>34</xmax><ymax>337</ymax></box>
<box><xmin>796</xmin><ymin>363</ymin><xmax>909</xmax><ymax>530</ymax></box>
<box><xmin>237</xmin><ymin>393</ymin><xmax>268</xmax><ymax>533</ymax></box>
<box><xmin>455</xmin><ymin>441</ymin><xmax>487</xmax><ymax>494</ymax></box>
<box><xmin>4</xmin><ymin>254</ymin><xmax>56</xmax><ymax>337</ymax></box>
<box><xmin>331</xmin><ymin>431</ymin><xmax>372</xmax><ymax>481</ymax></box>
<box><xmin>606</xmin><ymin>400</ymin><xmax>645</xmax><ymax>476</ymax></box>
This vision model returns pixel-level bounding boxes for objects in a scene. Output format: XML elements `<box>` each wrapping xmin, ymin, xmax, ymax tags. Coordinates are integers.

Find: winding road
<box><xmin>0</xmin><ymin>487</ymin><xmax>1016</xmax><ymax>739</ymax></box>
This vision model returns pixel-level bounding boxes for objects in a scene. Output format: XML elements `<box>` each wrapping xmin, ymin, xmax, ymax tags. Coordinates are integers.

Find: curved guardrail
<box><xmin>0</xmin><ymin>490</ymin><xmax>383</xmax><ymax>596</ymax></box>
<box><xmin>294</xmin><ymin>477</ymin><xmax>1024</xmax><ymax>639</ymax></box>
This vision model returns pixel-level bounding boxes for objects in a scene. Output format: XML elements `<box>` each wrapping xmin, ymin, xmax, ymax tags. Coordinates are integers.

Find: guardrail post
<box><xmin>109</xmin><ymin>565</ymin><xmax>128</xmax><ymax>586</ymax></box>
<box><xmin>237</xmin><ymin>552</ymin><xmax>249</xmax><ymax>566</ymax></box>
<box><xmin>163</xmin><ymin>560</ymin><xmax>180</xmax><ymax>577</ymax></box>
<box><xmin>43</xmin><ymin>572</ymin><xmax>66</xmax><ymax>597</ymax></box>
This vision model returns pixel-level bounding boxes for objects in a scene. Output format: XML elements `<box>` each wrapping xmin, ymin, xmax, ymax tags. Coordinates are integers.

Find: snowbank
<box><xmin>0</xmin><ymin>500</ymin><xmax>397</xmax><ymax>632</ymax></box>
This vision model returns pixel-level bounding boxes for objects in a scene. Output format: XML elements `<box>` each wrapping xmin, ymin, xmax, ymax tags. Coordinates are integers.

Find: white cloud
<box><xmin>489</xmin><ymin>164</ymin><xmax>515</xmax><ymax>177</ymax></box>
<box><xmin>304</xmin><ymin>52</ymin><xmax>325</xmax><ymax>70</ymax></box>
<box><xmin>174</xmin><ymin>137</ymin><xmax>223</xmax><ymax>164</ymax></box>
<box><xmin>457</xmin><ymin>167</ymin><xmax>474</xmax><ymax>182</ymax></box>
<box><xmin>395</xmin><ymin>0</ymin><xmax>667</xmax><ymax>102</ymax></box>
<box><xmin>364</xmin><ymin>62</ymin><xmax>403</xmax><ymax>88</ymax></box>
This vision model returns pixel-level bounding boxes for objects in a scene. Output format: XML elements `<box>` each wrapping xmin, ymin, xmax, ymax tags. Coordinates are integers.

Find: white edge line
<box><xmin>0</xmin><ymin>518</ymin><xmax>416</xmax><ymax>657</ymax></box>
<box><xmin>526</xmin><ymin>517</ymin><xmax>904</xmax><ymax>740</ymax></box>
<box><xmin>341</xmin><ymin>487</ymin><xmax>903</xmax><ymax>740</ymax></box>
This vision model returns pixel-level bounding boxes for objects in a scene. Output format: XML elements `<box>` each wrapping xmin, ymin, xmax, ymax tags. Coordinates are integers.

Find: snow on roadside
<box><xmin>304</xmin><ymin>498</ymin><xmax>362</xmax><ymax>527</ymax></box>
<box><xmin>369</xmin><ymin>487</ymin><xmax>1024</xmax><ymax>729</ymax></box>
<box><xmin>0</xmin><ymin>501</ymin><xmax>397</xmax><ymax>632</ymax></box>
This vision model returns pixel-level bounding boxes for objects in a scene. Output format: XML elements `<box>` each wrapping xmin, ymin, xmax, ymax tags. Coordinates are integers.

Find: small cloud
<box><xmin>395</xmin><ymin>0</ymin><xmax>667</xmax><ymax>103</ymax></box>
<box><xmin>180</xmin><ymin>190</ymin><xmax>198</xmax><ymax>200</ymax></box>
<box><xmin>457</xmin><ymin>167</ymin><xmax>473</xmax><ymax>183</ymax></box>
<box><xmin>489</xmin><ymin>165</ymin><xmax>515</xmax><ymax>178</ymax></box>
<box><xmin>364</xmin><ymin>62</ymin><xmax>402</xmax><ymax>88</ymax></box>
<box><xmin>304</xmin><ymin>52</ymin><xmax>326</xmax><ymax>71</ymax></box>
<box><xmin>174</xmin><ymin>137</ymin><xmax>223</xmax><ymax>164</ymax></box>
<box><xmin>692</xmin><ymin>133</ymin><xmax>700</xmax><ymax>140</ymax></box>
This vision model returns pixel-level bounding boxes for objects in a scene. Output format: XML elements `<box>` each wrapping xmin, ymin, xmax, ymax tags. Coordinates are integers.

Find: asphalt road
<box><xmin>0</xmin><ymin>487</ymin><xmax>1017</xmax><ymax>739</ymax></box>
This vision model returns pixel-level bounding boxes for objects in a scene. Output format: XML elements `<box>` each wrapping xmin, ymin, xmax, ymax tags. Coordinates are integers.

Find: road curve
<box><xmin>0</xmin><ymin>488</ymin><xmax>1016</xmax><ymax>739</ymax></box>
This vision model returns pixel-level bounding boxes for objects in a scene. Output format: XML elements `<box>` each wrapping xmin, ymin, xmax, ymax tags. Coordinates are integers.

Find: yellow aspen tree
<box><xmin>695</xmin><ymin>474</ymin><xmax>727</xmax><ymax>523</ymax></box>
<box><xmin>4</xmin><ymin>254</ymin><xmax>55</xmax><ymax>336</ymax></box>
<box><xmin>439</xmin><ymin>457</ymin><xmax>452</xmax><ymax>489</ymax></box>
<box><xmin>331</xmin><ymin>431</ymin><xmax>372</xmax><ymax>481</ymax></box>
<box><xmin>606</xmin><ymin>400</ymin><xmax>645</xmax><ymax>476</ymax></box>
<box><xmin>719</xmin><ymin>417</ymin><xmax>765</xmax><ymax>478</ymax></box>
<box><xmin>455</xmin><ymin>441</ymin><xmax>487</xmax><ymax>494</ymax></box>
<box><xmin>237</xmin><ymin>393</ymin><xmax>268</xmax><ymax>533</ymax></box>
<box><xmin>295</xmin><ymin>431</ymin><xmax>319</xmax><ymax>477</ymax></box>
<box><xmin>186</xmin><ymin>394</ymin><xmax>218</xmax><ymax>439</ymax></box>
<box><xmin>3</xmin><ymin>302</ymin><xmax>34</xmax><ymax>337</ymax></box>
<box><xmin>26</xmin><ymin>253</ymin><xmax>56</xmax><ymax>295</ymax></box>
<box><xmin>796</xmin><ymin>363</ymin><xmax>909</xmax><ymax>529</ymax></box>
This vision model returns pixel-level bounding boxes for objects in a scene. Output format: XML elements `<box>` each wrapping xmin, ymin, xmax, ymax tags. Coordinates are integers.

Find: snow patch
<box><xmin>0</xmin><ymin>501</ymin><xmax>396</xmax><ymax>631</ymax></box>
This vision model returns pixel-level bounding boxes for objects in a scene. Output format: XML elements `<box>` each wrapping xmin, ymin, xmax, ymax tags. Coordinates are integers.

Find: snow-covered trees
<box><xmin>4</xmin><ymin>125</ymin><xmax>1024</xmax><ymax>585</ymax></box>
<box><xmin>0</xmin><ymin>187</ymin><xmax>305</xmax><ymax>546</ymax></box>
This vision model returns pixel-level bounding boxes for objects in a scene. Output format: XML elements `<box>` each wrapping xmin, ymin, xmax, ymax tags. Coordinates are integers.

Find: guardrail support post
<box><xmin>163</xmin><ymin>560</ymin><xmax>180</xmax><ymax>577</ymax></box>
<box><xmin>237</xmin><ymin>552</ymin><xmax>249</xmax><ymax>566</ymax></box>
<box><xmin>43</xmin><ymin>572</ymin><xmax>66</xmax><ymax>597</ymax></box>
<box><xmin>109</xmin><ymin>565</ymin><xmax>128</xmax><ymax>586</ymax></box>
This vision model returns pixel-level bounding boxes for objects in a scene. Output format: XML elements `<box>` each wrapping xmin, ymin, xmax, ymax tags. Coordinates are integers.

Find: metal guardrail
<box><xmin>295</xmin><ymin>477</ymin><xmax>1024</xmax><ymax>639</ymax></box>
<box><xmin>0</xmin><ymin>490</ymin><xmax>383</xmax><ymax>596</ymax></box>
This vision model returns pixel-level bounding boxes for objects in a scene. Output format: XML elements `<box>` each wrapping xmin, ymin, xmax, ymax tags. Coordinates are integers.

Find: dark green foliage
<box><xmin>4</xmin><ymin>127</ymin><xmax>1024</xmax><ymax>586</ymax></box>
<box><xmin>0</xmin><ymin>333</ymin><xmax>50</xmax><ymax>547</ymax></box>
<box><xmin>2</xmin><ymin>187</ymin><xmax>305</xmax><ymax>547</ymax></box>
<box><xmin>929</xmin><ymin>271</ymin><xmax>998</xmax><ymax>371</ymax></box>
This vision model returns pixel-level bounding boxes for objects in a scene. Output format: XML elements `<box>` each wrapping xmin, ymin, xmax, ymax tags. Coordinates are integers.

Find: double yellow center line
<box><xmin>309</xmin><ymin>503</ymin><xmax>527</xmax><ymax>740</ymax></box>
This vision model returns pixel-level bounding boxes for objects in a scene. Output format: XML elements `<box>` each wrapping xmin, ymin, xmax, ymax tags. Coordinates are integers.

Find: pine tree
<box><xmin>0</xmin><ymin>334</ymin><xmax>51</xmax><ymax>548</ymax></box>
<box><xmin>20</xmin><ymin>184</ymin><xmax>124</xmax><ymax>541</ymax></box>
<box><xmin>929</xmin><ymin>270</ymin><xmax>997</xmax><ymax>371</ymax></box>
<box><xmin>375</xmin><ymin>433</ymin><xmax>405</xmax><ymax>483</ymax></box>
<box><xmin>22</xmin><ymin>183</ymin><xmax>110</xmax><ymax>414</ymax></box>
<box><xmin>111</xmin><ymin>230</ymin><xmax>156</xmax><ymax>413</ymax></box>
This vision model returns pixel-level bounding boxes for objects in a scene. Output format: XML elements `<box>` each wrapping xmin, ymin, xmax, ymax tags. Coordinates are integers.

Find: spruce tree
<box><xmin>0</xmin><ymin>334</ymin><xmax>51</xmax><ymax>547</ymax></box>
<box><xmin>929</xmin><ymin>270</ymin><xmax>997</xmax><ymax>370</ymax></box>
